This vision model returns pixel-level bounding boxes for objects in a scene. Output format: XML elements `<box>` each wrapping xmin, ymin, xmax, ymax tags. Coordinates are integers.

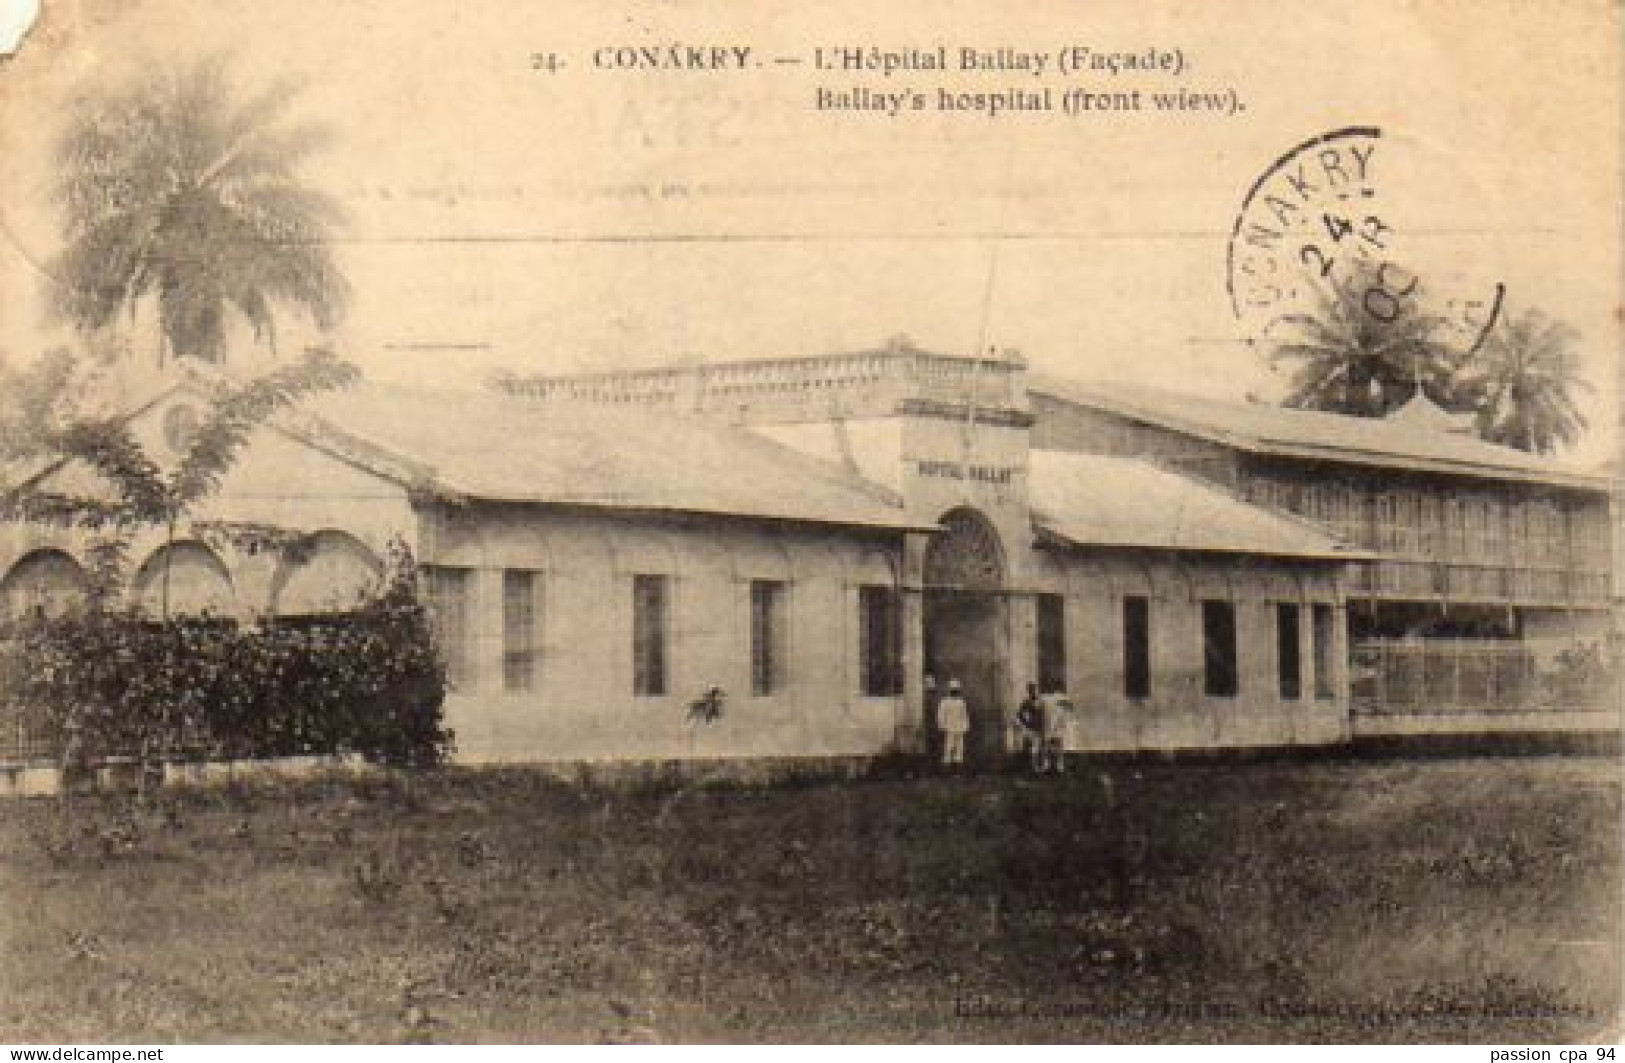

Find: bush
<box><xmin>0</xmin><ymin>541</ymin><xmax>452</xmax><ymax>768</ymax></box>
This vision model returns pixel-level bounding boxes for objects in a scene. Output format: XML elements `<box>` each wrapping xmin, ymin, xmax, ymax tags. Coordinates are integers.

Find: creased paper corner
<box><xmin>0</xmin><ymin>0</ymin><xmax>40</xmax><ymax>57</ymax></box>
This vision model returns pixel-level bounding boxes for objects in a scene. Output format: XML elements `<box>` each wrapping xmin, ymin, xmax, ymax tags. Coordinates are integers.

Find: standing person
<box><xmin>1016</xmin><ymin>682</ymin><xmax>1045</xmax><ymax>773</ymax></box>
<box><xmin>1039</xmin><ymin>687</ymin><xmax>1074</xmax><ymax>774</ymax></box>
<box><xmin>937</xmin><ymin>679</ymin><xmax>970</xmax><ymax>768</ymax></box>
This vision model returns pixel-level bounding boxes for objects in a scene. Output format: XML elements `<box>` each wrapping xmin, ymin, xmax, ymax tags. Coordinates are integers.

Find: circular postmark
<box><xmin>1226</xmin><ymin>126</ymin><xmax>1503</xmax><ymax>358</ymax></box>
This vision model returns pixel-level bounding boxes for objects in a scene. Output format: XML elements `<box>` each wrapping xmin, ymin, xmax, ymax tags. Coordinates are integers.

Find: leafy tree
<box><xmin>0</xmin><ymin>343</ymin><xmax>364</xmax><ymax>806</ymax></box>
<box><xmin>1</xmin><ymin>347</ymin><xmax>360</xmax><ymax>604</ymax></box>
<box><xmin>1451</xmin><ymin>308</ymin><xmax>1591</xmax><ymax>455</ymax></box>
<box><xmin>0</xmin><ymin>349</ymin><xmax>79</xmax><ymax>465</ymax></box>
<box><xmin>1266</xmin><ymin>262</ymin><xmax>1459</xmax><ymax>418</ymax></box>
<box><xmin>48</xmin><ymin>59</ymin><xmax>349</xmax><ymax>366</ymax></box>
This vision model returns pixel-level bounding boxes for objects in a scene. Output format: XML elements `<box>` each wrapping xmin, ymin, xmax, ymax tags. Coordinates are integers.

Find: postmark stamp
<box><xmin>1226</xmin><ymin>126</ymin><xmax>1503</xmax><ymax>356</ymax></box>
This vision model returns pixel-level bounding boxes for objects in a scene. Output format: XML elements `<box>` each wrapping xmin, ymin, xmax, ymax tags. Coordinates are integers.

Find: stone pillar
<box><xmin>898</xmin><ymin>532</ymin><xmax>928</xmax><ymax>753</ymax></box>
<box><xmin>1333</xmin><ymin>576</ymin><xmax>1354</xmax><ymax>738</ymax></box>
<box><xmin>229</xmin><ymin>546</ymin><xmax>281</xmax><ymax>621</ymax></box>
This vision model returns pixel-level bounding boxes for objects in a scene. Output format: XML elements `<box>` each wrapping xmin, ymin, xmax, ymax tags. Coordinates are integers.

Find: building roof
<box><xmin>1029</xmin><ymin>375</ymin><xmax>1610</xmax><ymax>491</ymax></box>
<box><xmin>1029</xmin><ymin>449</ymin><xmax>1369</xmax><ymax>560</ymax></box>
<box><xmin>285</xmin><ymin>382</ymin><xmax>929</xmax><ymax>531</ymax></box>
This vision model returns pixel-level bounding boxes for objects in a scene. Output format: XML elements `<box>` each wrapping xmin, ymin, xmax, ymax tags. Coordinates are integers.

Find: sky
<box><xmin>0</xmin><ymin>0</ymin><xmax>1619</xmax><ymax>466</ymax></box>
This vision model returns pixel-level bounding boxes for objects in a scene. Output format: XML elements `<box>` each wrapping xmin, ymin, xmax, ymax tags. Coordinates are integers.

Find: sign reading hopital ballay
<box><xmin>914</xmin><ymin>460</ymin><xmax>1017</xmax><ymax>484</ymax></box>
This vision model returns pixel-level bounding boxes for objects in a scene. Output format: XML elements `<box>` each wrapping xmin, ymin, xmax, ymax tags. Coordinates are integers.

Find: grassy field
<box><xmin>0</xmin><ymin>755</ymin><xmax>1618</xmax><ymax>1043</ymax></box>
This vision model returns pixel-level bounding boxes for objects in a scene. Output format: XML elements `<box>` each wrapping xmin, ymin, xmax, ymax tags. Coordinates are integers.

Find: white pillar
<box><xmin>899</xmin><ymin>533</ymin><xmax>927</xmax><ymax>753</ymax></box>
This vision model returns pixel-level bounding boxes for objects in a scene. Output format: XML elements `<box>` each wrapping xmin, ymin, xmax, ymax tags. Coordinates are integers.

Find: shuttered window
<box><xmin>1123</xmin><ymin>595</ymin><xmax>1151</xmax><ymax>700</ymax></box>
<box><xmin>1202</xmin><ymin>599</ymin><xmax>1239</xmax><ymax>698</ymax></box>
<box><xmin>750</xmin><ymin>580</ymin><xmax>786</xmax><ymax>696</ymax></box>
<box><xmin>859</xmin><ymin>585</ymin><xmax>901</xmax><ymax>697</ymax></box>
<box><xmin>1277</xmin><ymin>602</ymin><xmax>1302</xmax><ymax>701</ymax></box>
<box><xmin>424</xmin><ymin>567</ymin><xmax>472</xmax><ymax>690</ymax></box>
<box><xmin>502</xmin><ymin>570</ymin><xmax>540</xmax><ymax>692</ymax></box>
<box><xmin>632</xmin><ymin>575</ymin><xmax>669</xmax><ymax>697</ymax></box>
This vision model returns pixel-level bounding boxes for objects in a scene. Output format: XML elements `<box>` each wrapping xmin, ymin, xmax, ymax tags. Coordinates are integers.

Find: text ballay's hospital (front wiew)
<box><xmin>2</xmin><ymin>340</ymin><xmax>1617</xmax><ymax>765</ymax></box>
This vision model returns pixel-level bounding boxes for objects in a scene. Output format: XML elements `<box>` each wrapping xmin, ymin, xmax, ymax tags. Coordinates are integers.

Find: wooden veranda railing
<box><xmin>1350</xmin><ymin>638</ymin><xmax>1617</xmax><ymax>716</ymax></box>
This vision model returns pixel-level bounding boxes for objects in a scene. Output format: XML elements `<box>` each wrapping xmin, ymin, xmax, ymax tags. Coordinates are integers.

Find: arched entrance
<box><xmin>131</xmin><ymin>541</ymin><xmax>236</xmax><ymax>618</ymax></box>
<box><xmin>0</xmin><ymin>549</ymin><xmax>90</xmax><ymax>620</ymax></box>
<box><xmin>270</xmin><ymin>531</ymin><xmax>383</xmax><ymax>616</ymax></box>
<box><xmin>923</xmin><ymin>507</ymin><xmax>1007</xmax><ymax>764</ymax></box>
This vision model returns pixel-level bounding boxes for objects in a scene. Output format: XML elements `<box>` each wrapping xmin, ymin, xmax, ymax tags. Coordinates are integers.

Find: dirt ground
<box><xmin>0</xmin><ymin>754</ymin><xmax>1618</xmax><ymax>1043</ymax></box>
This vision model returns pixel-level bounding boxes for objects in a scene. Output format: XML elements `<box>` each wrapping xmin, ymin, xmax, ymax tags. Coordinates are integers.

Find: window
<box><xmin>1446</xmin><ymin>497</ymin><xmax>1470</xmax><ymax>556</ymax></box>
<box><xmin>750</xmin><ymin>579</ymin><xmax>786</xmax><ymax>696</ymax></box>
<box><xmin>424</xmin><ymin>567</ymin><xmax>472</xmax><ymax>689</ymax></box>
<box><xmin>502</xmin><ymin>570</ymin><xmax>540</xmax><ymax>692</ymax></box>
<box><xmin>1416</xmin><ymin>494</ymin><xmax>1441</xmax><ymax>557</ymax></box>
<box><xmin>1480</xmin><ymin>497</ymin><xmax>1505</xmax><ymax>562</ymax></box>
<box><xmin>1277</xmin><ymin>603</ymin><xmax>1302</xmax><ymax>701</ymax></box>
<box><xmin>1312</xmin><ymin>603</ymin><xmax>1336</xmax><ymax>700</ymax></box>
<box><xmin>632</xmin><ymin>575</ymin><xmax>669</xmax><ymax>697</ymax></box>
<box><xmin>1393</xmin><ymin>491</ymin><xmax>1419</xmax><ymax>556</ymax></box>
<box><xmin>858</xmin><ymin>585</ymin><xmax>901</xmax><ymax>696</ymax></box>
<box><xmin>1036</xmin><ymin>593</ymin><xmax>1067</xmax><ymax>694</ymax></box>
<box><xmin>1376</xmin><ymin>494</ymin><xmax>1399</xmax><ymax>552</ymax></box>
<box><xmin>1122</xmin><ymin>595</ymin><xmax>1151</xmax><ymax>700</ymax></box>
<box><xmin>1201</xmin><ymin>599</ymin><xmax>1239</xmax><ymax>698</ymax></box>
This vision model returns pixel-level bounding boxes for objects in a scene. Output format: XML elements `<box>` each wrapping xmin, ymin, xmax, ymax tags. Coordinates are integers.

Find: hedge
<box><xmin>0</xmin><ymin>547</ymin><xmax>452</xmax><ymax>768</ymax></box>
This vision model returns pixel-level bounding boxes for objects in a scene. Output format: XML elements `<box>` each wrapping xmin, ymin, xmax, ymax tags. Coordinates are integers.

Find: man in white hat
<box><xmin>936</xmin><ymin>678</ymin><xmax>970</xmax><ymax>767</ymax></box>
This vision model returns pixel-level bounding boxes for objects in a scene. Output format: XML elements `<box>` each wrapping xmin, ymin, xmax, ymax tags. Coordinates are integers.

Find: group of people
<box><xmin>927</xmin><ymin>677</ymin><xmax>1074</xmax><ymax>772</ymax></box>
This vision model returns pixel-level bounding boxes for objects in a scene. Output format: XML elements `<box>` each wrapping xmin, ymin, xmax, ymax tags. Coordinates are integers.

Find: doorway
<box><xmin>922</xmin><ymin>508</ymin><xmax>1008</xmax><ymax>765</ymax></box>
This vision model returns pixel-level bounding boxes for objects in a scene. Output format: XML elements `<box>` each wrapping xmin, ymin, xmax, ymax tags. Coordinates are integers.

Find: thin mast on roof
<box><xmin>963</xmin><ymin>146</ymin><xmax>1017</xmax><ymax>470</ymax></box>
<box><xmin>963</xmin><ymin>241</ymin><xmax>1003</xmax><ymax>466</ymax></box>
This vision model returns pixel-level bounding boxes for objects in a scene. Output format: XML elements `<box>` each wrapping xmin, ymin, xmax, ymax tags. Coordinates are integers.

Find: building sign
<box><xmin>914</xmin><ymin>460</ymin><xmax>1017</xmax><ymax>485</ymax></box>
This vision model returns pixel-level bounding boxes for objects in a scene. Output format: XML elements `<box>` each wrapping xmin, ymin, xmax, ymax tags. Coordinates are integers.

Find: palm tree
<box><xmin>48</xmin><ymin>59</ymin><xmax>349</xmax><ymax>366</ymax></box>
<box><xmin>1453</xmin><ymin>308</ymin><xmax>1590</xmax><ymax>455</ymax></box>
<box><xmin>1265</xmin><ymin>262</ymin><xmax>1458</xmax><ymax>418</ymax></box>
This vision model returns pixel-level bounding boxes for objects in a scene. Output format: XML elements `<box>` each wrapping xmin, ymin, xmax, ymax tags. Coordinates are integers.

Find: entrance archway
<box><xmin>923</xmin><ymin>507</ymin><xmax>1007</xmax><ymax>764</ymax></box>
<box><xmin>0</xmin><ymin>549</ymin><xmax>90</xmax><ymax>620</ymax></box>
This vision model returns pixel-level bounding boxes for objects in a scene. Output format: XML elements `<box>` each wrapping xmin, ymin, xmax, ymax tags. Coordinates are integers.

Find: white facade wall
<box><xmin>1</xmin><ymin>383</ymin><xmax>1370</xmax><ymax>764</ymax></box>
<box><xmin>1027</xmin><ymin>550</ymin><xmax>1349</xmax><ymax>752</ymax></box>
<box><xmin>424</xmin><ymin>504</ymin><xmax>909</xmax><ymax>763</ymax></box>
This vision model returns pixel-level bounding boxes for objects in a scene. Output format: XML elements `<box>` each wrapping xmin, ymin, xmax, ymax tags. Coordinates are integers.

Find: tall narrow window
<box><xmin>424</xmin><ymin>566</ymin><xmax>472</xmax><ymax>689</ymax></box>
<box><xmin>750</xmin><ymin>579</ymin><xmax>786</xmax><ymax>696</ymax></box>
<box><xmin>1036</xmin><ymin>593</ymin><xmax>1067</xmax><ymax>693</ymax></box>
<box><xmin>1123</xmin><ymin>595</ymin><xmax>1151</xmax><ymax>700</ymax></box>
<box><xmin>1277</xmin><ymin>602</ymin><xmax>1302</xmax><ymax>701</ymax></box>
<box><xmin>632</xmin><ymin>574</ymin><xmax>668</xmax><ymax>697</ymax></box>
<box><xmin>1202</xmin><ymin>599</ymin><xmax>1239</xmax><ymax>698</ymax></box>
<box><xmin>503</xmin><ymin>570</ymin><xmax>539</xmax><ymax>692</ymax></box>
<box><xmin>858</xmin><ymin>585</ymin><xmax>901</xmax><ymax>697</ymax></box>
<box><xmin>1312</xmin><ymin>603</ymin><xmax>1336</xmax><ymax>700</ymax></box>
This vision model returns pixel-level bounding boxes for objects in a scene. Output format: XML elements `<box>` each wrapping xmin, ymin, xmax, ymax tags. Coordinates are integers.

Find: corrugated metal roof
<box><xmin>286</xmin><ymin>382</ymin><xmax>927</xmax><ymax>530</ymax></box>
<box><xmin>1029</xmin><ymin>449</ymin><xmax>1367</xmax><ymax>560</ymax></box>
<box><xmin>1030</xmin><ymin>375</ymin><xmax>1609</xmax><ymax>490</ymax></box>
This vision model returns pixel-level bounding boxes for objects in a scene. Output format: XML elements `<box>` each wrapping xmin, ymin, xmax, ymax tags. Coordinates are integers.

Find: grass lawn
<box><xmin>0</xmin><ymin>754</ymin><xmax>1618</xmax><ymax>1043</ymax></box>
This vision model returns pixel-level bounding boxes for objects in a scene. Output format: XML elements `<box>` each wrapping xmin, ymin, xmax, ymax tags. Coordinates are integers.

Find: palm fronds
<box><xmin>47</xmin><ymin>60</ymin><xmax>348</xmax><ymax>365</ymax></box>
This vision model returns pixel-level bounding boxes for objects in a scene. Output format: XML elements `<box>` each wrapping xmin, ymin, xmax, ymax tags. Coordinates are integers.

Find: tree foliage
<box><xmin>0</xmin><ymin>350</ymin><xmax>449</xmax><ymax>776</ymax></box>
<box><xmin>1450</xmin><ymin>309</ymin><xmax>1591</xmax><ymax>456</ymax></box>
<box><xmin>1263</xmin><ymin>264</ymin><xmax>1594</xmax><ymax>455</ymax></box>
<box><xmin>48</xmin><ymin>59</ymin><xmax>350</xmax><ymax>365</ymax></box>
<box><xmin>0</xmin><ymin>538</ymin><xmax>452</xmax><ymax>769</ymax></box>
<box><xmin>1266</xmin><ymin>262</ymin><xmax>1458</xmax><ymax>418</ymax></box>
<box><xmin>1</xmin><ymin>348</ymin><xmax>359</xmax><ymax>537</ymax></box>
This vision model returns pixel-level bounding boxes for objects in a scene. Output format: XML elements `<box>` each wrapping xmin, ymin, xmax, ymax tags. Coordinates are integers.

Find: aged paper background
<box><xmin>0</xmin><ymin>0</ymin><xmax>1619</xmax><ymax>451</ymax></box>
<box><xmin>0</xmin><ymin>0</ymin><xmax>1619</xmax><ymax>1046</ymax></box>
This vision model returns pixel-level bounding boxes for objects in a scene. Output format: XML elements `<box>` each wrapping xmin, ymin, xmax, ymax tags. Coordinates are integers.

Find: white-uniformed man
<box><xmin>936</xmin><ymin>678</ymin><xmax>970</xmax><ymax>767</ymax></box>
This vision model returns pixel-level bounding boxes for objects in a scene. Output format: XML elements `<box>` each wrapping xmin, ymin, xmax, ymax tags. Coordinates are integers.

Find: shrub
<box><xmin>0</xmin><ymin>539</ymin><xmax>452</xmax><ymax>769</ymax></box>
